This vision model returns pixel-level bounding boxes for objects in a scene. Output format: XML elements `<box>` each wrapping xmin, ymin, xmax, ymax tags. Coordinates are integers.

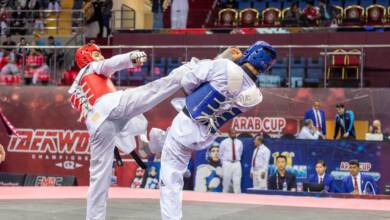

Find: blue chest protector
<box><xmin>185</xmin><ymin>83</ymin><xmax>242</xmax><ymax>133</ymax></box>
<box><xmin>205</xmin><ymin>169</ymin><xmax>222</xmax><ymax>192</ymax></box>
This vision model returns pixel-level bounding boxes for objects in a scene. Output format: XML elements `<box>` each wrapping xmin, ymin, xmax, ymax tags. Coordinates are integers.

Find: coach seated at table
<box><xmin>341</xmin><ymin>160</ymin><xmax>379</xmax><ymax>195</ymax></box>
<box><xmin>297</xmin><ymin>119</ymin><xmax>324</xmax><ymax>140</ymax></box>
<box><xmin>306</xmin><ymin>160</ymin><xmax>336</xmax><ymax>192</ymax></box>
<box><xmin>268</xmin><ymin>155</ymin><xmax>297</xmax><ymax>191</ymax></box>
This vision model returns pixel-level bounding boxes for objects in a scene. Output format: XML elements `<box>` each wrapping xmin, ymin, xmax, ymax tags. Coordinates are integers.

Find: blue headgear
<box><xmin>238</xmin><ymin>41</ymin><xmax>277</xmax><ymax>73</ymax></box>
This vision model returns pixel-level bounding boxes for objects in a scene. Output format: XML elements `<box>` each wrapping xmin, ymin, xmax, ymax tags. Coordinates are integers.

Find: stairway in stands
<box><xmin>164</xmin><ymin>0</ymin><xmax>215</xmax><ymax>28</ymax></box>
<box><xmin>46</xmin><ymin>0</ymin><xmax>73</xmax><ymax>35</ymax></box>
<box><xmin>188</xmin><ymin>0</ymin><xmax>215</xmax><ymax>28</ymax></box>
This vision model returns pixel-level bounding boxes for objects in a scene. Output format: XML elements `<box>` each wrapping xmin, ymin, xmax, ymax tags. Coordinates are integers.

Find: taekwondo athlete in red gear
<box><xmin>158</xmin><ymin>41</ymin><xmax>277</xmax><ymax>220</ymax></box>
<box><xmin>68</xmin><ymin>43</ymin><xmax>190</xmax><ymax>220</ymax></box>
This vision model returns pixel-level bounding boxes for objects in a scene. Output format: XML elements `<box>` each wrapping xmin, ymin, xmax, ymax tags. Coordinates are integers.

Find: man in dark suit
<box><xmin>318</xmin><ymin>0</ymin><xmax>336</xmax><ymax>26</ymax></box>
<box><xmin>334</xmin><ymin>104</ymin><xmax>356</xmax><ymax>140</ymax></box>
<box><xmin>304</xmin><ymin>101</ymin><xmax>326</xmax><ymax>136</ymax></box>
<box><xmin>268</xmin><ymin>155</ymin><xmax>297</xmax><ymax>191</ymax></box>
<box><xmin>307</xmin><ymin>160</ymin><xmax>336</xmax><ymax>192</ymax></box>
<box><xmin>341</xmin><ymin>160</ymin><xmax>378</xmax><ymax>195</ymax></box>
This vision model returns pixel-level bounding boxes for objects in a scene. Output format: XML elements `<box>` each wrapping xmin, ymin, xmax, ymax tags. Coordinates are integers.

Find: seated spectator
<box><xmin>0</xmin><ymin>57</ymin><xmax>19</xmax><ymax>75</ymax></box>
<box><xmin>34</xmin><ymin>12</ymin><xmax>45</xmax><ymax>33</ymax></box>
<box><xmin>369</xmin><ymin>120</ymin><xmax>382</xmax><ymax>134</ymax></box>
<box><xmin>306</xmin><ymin>160</ymin><xmax>336</xmax><ymax>192</ymax></box>
<box><xmin>268</xmin><ymin>155</ymin><xmax>297</xmax><ymax>191</ymax></box>
<box><xmin>11</xmin><ymin>5</ymin><xmax>26</xmax><ymax>35</ymax></box>
<box><xmin>0</xmin><ymin>7</ymin><xmax>9</xmax><ymax>35</ymax></box>
<box><xmin>223</xmin><ymin>0</ymin><xmax>238</xmax><ymax>9</ymax></box>
<box><xmin>283</xmin><ymin>1</ymin><xmax>302</xmax><ymax>27</ymax></box>
<box><xmin>297</xmin><ymin>119</ymin><xmax>324</xmax><ymax>140</ymax></box>
<box><xmin>45</xmin><ymin>35</ymin><xmax>63</xmax><ymax>66</ymax></box>
<box><xmin>301</xmin><ymin>0</ymin><xmax>319</xmax><ymax>26</ymax></box>
<box><xmin>32</xmin><ymin>61</ymin><xmax>50</xmax><ymax>85</ymax></box>
<box><xmin>48</xmin><ymin>0</ymin><xmax>61</xmax><ymax>16</ymax></box>
<box><xmin>334</xmin><ymin>104</ymin><xmax>356</xmax><ymax>140</ymax></box>
<box><xmin>341</xmin><ymin>160</ymin><xmax>378</xmax><ymax>195</ymax></box>
<box><xmin>318</xmin><ymin>0</ymin><xmax>336</xmax><ymax>26</ymax></box>
<box><xmin>16</xmin><ymin>37</ymin><xmax>30</xmax><ymax>63</ymax></box>
<box><xmin>2</xmin><ymin>34</ymin><xmax>16</xmax><ymax>57</ymax></box>
<box><xmin>25</xmin><ymin>50</ymin><xmax>45</xmax><ymax>85</ymax></box>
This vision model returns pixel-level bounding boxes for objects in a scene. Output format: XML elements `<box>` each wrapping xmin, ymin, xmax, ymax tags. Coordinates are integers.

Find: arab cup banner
<box><xmin>0</xmin><ymin>87</ymin><xmax>390</xmax><ymax>189</ymax></box>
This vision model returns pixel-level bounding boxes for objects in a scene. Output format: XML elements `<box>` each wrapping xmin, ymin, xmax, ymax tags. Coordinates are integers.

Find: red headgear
<box><xmin>75</xmin><ymin>43</ymin><xmax>101</xmax><ymax>68</ymax></box>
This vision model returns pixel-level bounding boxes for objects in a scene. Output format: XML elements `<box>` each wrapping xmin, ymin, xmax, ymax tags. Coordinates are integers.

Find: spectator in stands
<box><xmin>282</xmin><ymin>1</ymin><xmax>302</xmax><ymax>27</ymax></box>
<box><xmin>48</xmin><ymin>0</ymin><xmax>61</xmax><ymax>15</ymax></box>
<box><xmin>268</xmin><ymin>155</ymin><xmax>297</xmax><ymax>191</ymax></box>
<box><xmin>301</xmin><ymin>0</ymin><xmax>319</xmax><ymax>26</ymax></box>
<box><xmin>297</xmin><ymin>119</ymin><xmax>324</xmax><ymax>140</ymax></box>
<box><xmin>0</xmin><ymin>144</ymin><xmax>5</xmax><ymax>164</ymax></box>
<box><xmin>165</xmin><ymin>0</ymin><xmax>189</xmax><ymax>29</ymax></box>
<box><xmin>307</xmin><ymin>160</ymin><xmax>336</xmax><ymax>192</ymax></box>
<box><xmin>45</xmin><ymin>35</ymin><xmax>62</xmax><ymax>66</ymax></box>
<box><xmin>0</xmin><ymin>7</ymin><xmax>9</xmax><ymax>35</ymax></box>
<box><xmin>2</xmin><ymin>34</ymin><xmax>16</xmax><ymax>58</ymax></box>
<box><xmin>219</xmin><ymin>128</ymin><xmax>243</xmax><ymax>193</ymax></box>
<box><xmin>341</xmin><ymin>160</ymin><xmax>378</xmax><ymax>195</ymax></box>
<box><xmin>11</xmin><ymin>5</ymin><xmax>26</xmax><ymax>35</ymax></box>
<box><xmin>0</xmin><ymin>57</ymin><xmax>19</xmax><ymax>75</ymax></box>
<box><xmin>16</xmin><ymin>0</ymin><xmax>28</xmax><ymax>9</ymax></box>
<box><xmin>223</xmin><ymin>0</ymin><xmax>238</xmax><ymax>9</ymax></box>
<box><xmin>25</xmin><ymin>49</ymin><xmax>45</xmax><ymax>85</ymax></box>
<box><xmin>368</xmin><ymin>119</ymin><xmax>382</xmax><ymax>134</ymax></box>
<box><xmin>83</xmin><ymin>0</ymin><xmax>101</xmax><ymax>37</ymax></box>
<box><xmin>98</xmin><ymin>0</ymin><xmax>113</xmax><ymax>38</ymax></box>
<box><xmin>151</xmin><ymin>0</ymin><xmax>167</xmax><ymax>29</ymax></box>
<box><xmin>33</xmin><ymin>31</ymin><xmax>45</xmax><ymax>47</ymax></box>
<box><xmin>250</xmin><ymin>136</ymin><xmax>271</xmax><ymax>190</ymax></box>
<box><xmin>16</xmin><ymin>37</ymin><xmax>30</xmax><ymax>64</ymax></box>
<box><xmin>318</xmin><ymin>0</ymin><xmax>336</xmax><ymax>26</ymax></box>
<box><xmin>304</xmin><ymin>101</ymin><xmax>326</xmax><ymax>136</ymax></box>
<box><xmin>34</xmin><ymin>11</ymin><xmax>45</xmax><ymax>33</ymax></box>
<box><xmin>334</xmin><ymin>104</ymin><xmax>356</xmax><ymax>140</ymax></box>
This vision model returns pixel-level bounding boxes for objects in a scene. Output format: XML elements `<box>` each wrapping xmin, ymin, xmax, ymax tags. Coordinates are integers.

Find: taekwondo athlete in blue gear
<box><xmin>159</xmin><ymin>41</ymin><xmax>277</xmax><ymax>220</ymax></box>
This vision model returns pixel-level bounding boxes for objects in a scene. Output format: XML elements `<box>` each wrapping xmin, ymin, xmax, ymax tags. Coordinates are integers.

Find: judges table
<box><xmin>247</xmin><ymin>188</ymin><xmax>390</xmax><ymax>200</ymax></box>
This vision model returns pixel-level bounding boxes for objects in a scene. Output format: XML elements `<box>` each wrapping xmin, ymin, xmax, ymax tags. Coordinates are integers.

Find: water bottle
<box><xmin>297</xmin><ymin>182</ymin><xmax>303</xmax><ymax>192</ymax></box>
<box><xmin>282</xmin><ymin>181</ymin><xmax>288</xmax><ymax>191</ymax></box>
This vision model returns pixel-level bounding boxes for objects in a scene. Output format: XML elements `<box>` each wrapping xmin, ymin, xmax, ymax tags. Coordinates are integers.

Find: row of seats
<box><xmin>234</xmin><ymin>0</ymin><xmax>390</xmax><ymax>10</ymax></box>
<box><xmin>217</xmin><ymin>4</ymin><xmax>390</xmax><ymax>27</ymax></box>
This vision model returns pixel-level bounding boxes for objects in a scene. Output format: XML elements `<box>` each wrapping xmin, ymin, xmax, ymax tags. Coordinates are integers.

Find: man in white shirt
<box><xmin>297</xmin><ymin>119</ymin><xmax>324</xmax><ymax>140</ymax></box>
<box><xmin>219</xmin><ymin>128</ymin><xmax>244</xmax><ymax>193</ymax></box>
<box><xmin>250</xmin><ymin>136</ymin><xmax>271</xmax><ymax>190</ymax></box>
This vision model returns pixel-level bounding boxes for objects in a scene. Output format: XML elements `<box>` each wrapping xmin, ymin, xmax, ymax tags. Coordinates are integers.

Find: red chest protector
<box><xmin>70</xmin><ymin>72</ymin><xmax>116</xmax><ymax>112</ymax></box>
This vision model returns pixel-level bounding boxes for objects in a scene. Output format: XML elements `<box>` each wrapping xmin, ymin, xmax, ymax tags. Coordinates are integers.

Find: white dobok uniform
<box><xmin>159</xmin><ymin>58</ymin><xmax>263</xmax><ymax>220</ymax></box>
<box><xmin>250</xmin><ymin>144</ymin><xmax>271</xmax><ymax>190</ymax></box>
<box><xmin>68</xmin><ymin>52</ymin><xmax>188</xmax><ymax>220</ymax></box>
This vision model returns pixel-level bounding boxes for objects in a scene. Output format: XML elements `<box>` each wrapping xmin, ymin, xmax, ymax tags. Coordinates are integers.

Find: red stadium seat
<box><xmin>366</xmin><ymin>4</ymin><xmax>386</xmax><ymax>25</ymax></box>
<box><xmin>343</xmin><ymin>5</ymin><xmax>365</xmax><ymax>26</ymax></box>
<box><xmin>217</xmin><ymin>8</ymin><xmax>238</xmax><ymax>27</ymax></box>
<box><xmin>327</xmin><ymin>49</ymin><xmax>347</xmax><ymax>79</ymax></box>
<box><xmin>239</xmin><ymin>8</ymin><xmax>259</xmax><ymax>27</ymax></box>
<box><xmin>262</xmin><ymin>8</ymin><xmax>281</xmax><ymax>27</ymax></box>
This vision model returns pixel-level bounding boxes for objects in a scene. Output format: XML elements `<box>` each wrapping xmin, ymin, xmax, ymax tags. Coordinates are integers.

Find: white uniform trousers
<box><xmin>159</xmin><ymin>131</ymin><xmax>192</xmax><ymax>220</ymax></box>
<box><xmin>252</xmin><ymin>169</ymin><xmax>268</xmax><ymax>190</ymax></box>
<box><xmin>222</xmin><ymin>161</ymin><xmax>242</xmax><ymax>193</ymax></box>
